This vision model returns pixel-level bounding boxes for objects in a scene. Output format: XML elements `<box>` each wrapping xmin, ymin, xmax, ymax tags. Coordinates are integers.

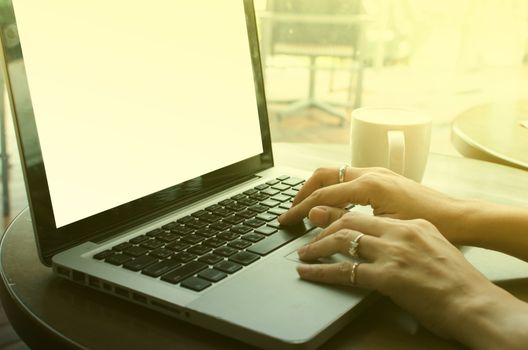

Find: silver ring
<box><xmin>350</xmin><ymin>262</ymin><xmax>360</xmax><ymax>285</ymax></box>
<box><xmin>348</xmin><ymin>233</ymin><xmax>364</xmax><ymax>258</ymax></box>
<box><xmin>338</xmin><ymin>165</ymin><xmax>348</xmax><ymax>183</ymax></box>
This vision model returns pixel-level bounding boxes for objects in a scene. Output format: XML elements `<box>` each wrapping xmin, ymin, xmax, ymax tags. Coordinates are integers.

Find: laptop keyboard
<box><xmin>93</xmin><ymin>175</ymin><xmax>315</xmax><ymax>292</ymax></box>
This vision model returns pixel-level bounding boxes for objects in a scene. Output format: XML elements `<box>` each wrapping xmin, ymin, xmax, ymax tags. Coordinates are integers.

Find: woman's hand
<box><xmin>296</xmin><ymin>211</ymin><xmax>528</xmax><ymax>349</ymax></box>
<box><xmin>279</xmin><ymin>167</ymin><xmax>470</xmax><ymax>243</ymax></box>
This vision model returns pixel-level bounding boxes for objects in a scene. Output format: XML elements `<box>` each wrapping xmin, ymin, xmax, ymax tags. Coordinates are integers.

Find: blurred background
<box><xmin>1</xmin><ymin>0</ymin><xmax>528</xmax><ymax>218</ymax></box>
<box><xmin>255</xmin><ymin>0</ymin><xmax>528</xmax><ymax>152</ymax></box>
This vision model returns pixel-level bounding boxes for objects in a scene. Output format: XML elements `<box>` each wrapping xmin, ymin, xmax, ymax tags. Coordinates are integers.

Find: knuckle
<box><xmin>332</xmin><ymin>230</ymin><xmax>350</xmax><ymax>245</ymax></box>
<box><xmin>337</xmin><ymin>262</ymin><xmax>352</xmax><ymax>275</ymax></box>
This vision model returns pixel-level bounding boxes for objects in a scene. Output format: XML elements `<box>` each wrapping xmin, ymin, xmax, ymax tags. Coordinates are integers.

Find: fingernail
<box><xmin>297</xmin><ymin>245</ymin><xmax>308</xmax><ymax>256</ymax></box>
<box><xmin>278</xmin><ymin>214</ymin><xmax>286</xmax><ymax>223</ymax></box>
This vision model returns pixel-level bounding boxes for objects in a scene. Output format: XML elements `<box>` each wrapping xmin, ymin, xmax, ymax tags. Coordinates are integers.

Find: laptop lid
<box><xmin>0</xmin><ymin>0</ymin><xmax>273</xmax><ymax>266</ymax></box>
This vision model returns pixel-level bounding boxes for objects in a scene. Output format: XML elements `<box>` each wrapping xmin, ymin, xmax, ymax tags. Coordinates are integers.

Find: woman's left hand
<box><xmin>296</xmin><ymin>211</ymin><xmax>501</xmax><ymax>342</ymax></box>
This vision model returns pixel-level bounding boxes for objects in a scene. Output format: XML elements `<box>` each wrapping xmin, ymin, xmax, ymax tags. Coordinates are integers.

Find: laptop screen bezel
<box><xmin>0</xmin><ymin>0</ymin><xmax>273</xmax><ymax>266</ymax></box>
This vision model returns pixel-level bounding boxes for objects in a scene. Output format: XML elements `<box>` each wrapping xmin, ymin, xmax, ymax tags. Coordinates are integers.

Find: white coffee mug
<box><xmin>350</xmin><ymin>107</ymin><xmax>432</xmax><ymax>182</ymax></box>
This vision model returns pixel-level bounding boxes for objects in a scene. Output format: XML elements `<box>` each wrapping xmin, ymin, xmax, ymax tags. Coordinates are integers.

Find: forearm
<box><xmin>448</xmin><ymin>199</ymin><xmax>528</xmax><ymax>261</ymax></box>
<box><xmin>452</xmin><ymin>284</ymin><xmax>528</xmax><ymax>350</ymax></box>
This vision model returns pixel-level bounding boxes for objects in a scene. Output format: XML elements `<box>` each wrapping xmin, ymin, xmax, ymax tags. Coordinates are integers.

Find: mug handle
<box><xmin>387</xmin><ymin>130</ymin><xmax>405</xmax><ymax>175</ymax></box>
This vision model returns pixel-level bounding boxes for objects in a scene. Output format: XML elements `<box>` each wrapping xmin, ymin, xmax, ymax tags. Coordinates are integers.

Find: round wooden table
<box><xmin>2</xmin><ymin>143</ymin><xmax>528</xmax><ymax>350</ymax></box>
<box><xmin>451</xmin><ymin>100</ymin><xmax>528</xmax><ymax>170</ymax></box>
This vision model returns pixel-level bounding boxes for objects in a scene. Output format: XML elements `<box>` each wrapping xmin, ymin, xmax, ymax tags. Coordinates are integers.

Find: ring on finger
<box><xmin>338</xmin><ymin>165</ymin><xmax>348</xmax><ymax>183</ymax></box>
<box><xmin>348</xmin><ymin>233</ymin><xmax>365</xmax><ymax>258</ymax></box>
<box><xmin>350</xmin><ymin>262</ymin><xmax>360</xmax><ymax>285</ymax></box>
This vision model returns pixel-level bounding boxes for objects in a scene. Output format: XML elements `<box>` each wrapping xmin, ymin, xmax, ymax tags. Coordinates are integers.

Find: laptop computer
<box><xmin>0</xmin><ymin>1</ymin><xmax>371</xmax><ymax>348</ymax></box>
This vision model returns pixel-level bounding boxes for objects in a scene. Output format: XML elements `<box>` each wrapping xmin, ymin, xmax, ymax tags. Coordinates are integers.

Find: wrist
<box><xmin>450</xmin><ymin>282</ymin><xmax>528</xmax><ymax>349</ymax></box>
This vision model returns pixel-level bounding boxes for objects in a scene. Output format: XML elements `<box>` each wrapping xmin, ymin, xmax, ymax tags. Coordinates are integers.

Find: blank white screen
<box><xmin>13</xmin><ymin>0</ymin><xmax>264</xmax><ymax>227</ymax></box>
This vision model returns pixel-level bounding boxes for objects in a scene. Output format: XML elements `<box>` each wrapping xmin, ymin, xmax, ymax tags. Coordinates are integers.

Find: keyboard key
<box><xmin>228</xmin><ymin>239</ymin><xmax>252</xmax><ymax>250</ymax></box>
<box><xmin>165</xmin><ymin>241</ymin><xmax>190</xmax><ymax>252</ymax></box>
<box><xmin>187</xmin><ymin>245</ymin><xmax>212</xmax><ymax>256</ymax></box>
<box><xmin>223</xmin><ymin>215</ymin><xmax>245</xmax><ymax>225</ymax></box>
<box><xmin>180</xmin><ymin>234</ymin><xmax>204</xmax><ymax>244</ymax></box>
<box><xmin>212</xmin><ymin>208</ymin><xmax>234</xmax><ymax>217</ymax></box>
<box><xmin>279</xmin><ymin>202</ymin><xmax>292</xmax><ymax>210</ymax></box>
<box><xmin>254</xmin><ymin>184</ymin><xmax>269</xmax><ymax>190</ymax></box>
<box><xmin>237</xmin><ymin>210</ymin><xmax>256</xmax><ymax>219</ymax></box>
<box><xmin>203</xmin><ymin>237</ymin><xmax>226</xmax><ymax>248</ymax></box>
<box><xmin>142</xmin><ymin>260</ymin><xmax>181</xmax><ymax>277</ymax></box>
<box><xmin>146</xmin><ymin>228</ymin><xmax>164</xmax><ymax>237</ymax></box>
<box><xmin>260</xmin><ymin>199</ymin><xmax>280</xmax><ymax>208</ymax></box>
<box><xmin>123</xmin><ymin>246</ymin><xmax>149</xmax><ymax>257</ymax></box>
<box><xmin>283</xmin><ymin>189</ymin><xmax>299</xmax><ymax>197</ymax></box>
<box><xmin>210</xmin><ymin>222</ymin><xmax>231</xmax><ymax>231</ymax></box>
<box><xmin>93</xmin><ymin>250</ymin><xmax>114</xmax><ymax>260</ymax></box>
<box><xmin>243</xmin><ymin>189</ymin><xmax>258</xmax><ymax>196</ymax></box>
<box><xmin>200</xmin><ymin>213</ymin><xmax>222</xmax><ymax>223</ymax></box>
<box><xmin>230</xmin><ymin>225</ymin><xmax>252</xmax><ymax>235</ymax></box>
<box><xmin>217</xmin><ymin>231</ymin><xmax>239</xmax><ymax>241</ymax></box>
<box><xmin>271</xmin><ymin>194</ymin><xmax>290</xmax><ymax>203</ymax></box>
<box><xmin>129</xmin><ymin>235</ymin><xmax>149</xmax><ymax>244</ymax></box>
<box><xmin>261</xmin><ymin>188</ymin><xmax>279</xmax><ymax>196</ymax></box>
<box><xmin>161</xmin><ymin>222</ymin><xmax>179</xmax><ymax>231</ymax></box>
<box><xmin>268</xmin><ymin>207</ymin><xmax>288</xmax><ymax>216</ymax></box>
<box><xmin>170</xmin><ymin>225</ymin><xmax>194</xmax><ymax>235</ymax></box>
<box><xmin>225</xmin><ymin>203</ymin><xmax>246</xmax><ymax>212</ymax></box>
<box><xmin>214</xmin><ymin>261</ymin><xmax>242</xmax><ymax>274</ymax></box>
<box><xmin>266</xmin><ymin>179</ymin><xmax>280</xmax><ymax>186</ymax></box>
<box><xmin>161</xmin><ymin>261</ymin><xmax>208</xmax><ymax>284</ymax></box>
<box><xmin>238</xmin><ymin>198</ymin><xmax>258</xmax><ymax>206</ymax></box>
<box><xmin>256</xmin><ymin>213</ymin><xmax>277</xmax><ymax>222</ymax></box>
<box><xmin>195</xmin><ymin>228</ymin><xmax>218</xmax><ymax>238</ymax></box>
<box><xmin>214</xmin><ymin>246</ymin><xmax>238</xmax><ymax>257</ymax></box>
<box><xmin>140</xmin><ymin>239</ymin><xmax>165</xmax><ymax>250</ymax></box>
<box><xmin>219</xmin><ymin>199</ymin><xmax>235</xmax><ymax>206</ymax></box>
<box><xmin>282</xmin><ymin>177</ymin><xmax>304</xmax><ymax>186</ymax></box>
<box><xmin>248</xmin><ymin>205</ymin><xmax>268</xmax><ymax>213</ymax></box>
<box><xmin>172</xmin><ymin>252</ymin><xmax>198</xmax><ymax>263</ymax></box>
<box><xmin>254</xmin><ymin>226</ymin><xmax>277</xmax><ymax>236</ymax></box>
<box><xmin>242</xmin><ymin>233</ymin><xmax>265</xmax><ymax>243</ymax></box>
<box><xmin>248</xmin><ymin>219</ymin><xmax>315</xmax><ymax>256</ymax></box>
<box><xmin>198</xmin><ymin>269</ymin><xmax>227</xmax><ymax>282</ymax></box>
<box><xmin>198</xmin><ymin>253</ymin><xmax>224</xmax><ymax>265</ymax></box>
<box><xmin>244</xmin><ymin>218</ymin><xmax>265</xmax><ymax>228</ymax></box>
<box><xmin>113</xmin><ymin>242</ymin><xmax>133</xmax><ymax>251</ymax></box>
<box><xmin>156</xmin><ymin>232</ymin><xmax>179</xmax><ymax>242</ymax></box>
<box><xmin>205</xmin><ymin>204</ymin><xmax>223</xmax><ymax>212</ymax></box>
<box><xmin>181</xmin><ymin>277</ymin><xmax>211</xmax><ymax>292</ymax></box>
<box><xmin>191</xmin><ymin>210</ymin><xmax>207</xmax><ymax>218</ymax></box>
<box><xmin>250</xmin><ymin>193</ymin><xmax>269</xmax><ymax>201</ymax></box>
<box><xmin>123</xmin><ymin>255</ymin><xmax>158</xmax><ymax>271</ymax></box>
<box><xmin>150</xmin><ymin>248</ymin><xmax>174</xmax><ymax>259</ymax></box>
<box><xmin>186</xmin><ymin>220</ymin><xmax>208</xmax><ymax>230</ymax></box>
<box><xmin>105</xmin><ymin>253</ymin><xmax>132</xmax><ymax>266</ymax></box>
<box><xmin>229</xmin><ymin>251</ymin><xmax>260</xmax><ymax>266</ymax></box>
<box><xmin>276</xmin><ymin>175</ymin><xmax>290</xmax><ymax>181</ymax></box>
<box><xmin>177</xmin><ymin>216</ymin><xmax>195</xmax><ymax>224</ymax></box>
<box><xmin>271</xmin><ymin>183</ymin><xmax>290</xmax><ymax>191</ymax></box>
<box><xmin>231</xmin><ymin>194</ymin><xmax>247</xmax><ymax>201</ymax></box>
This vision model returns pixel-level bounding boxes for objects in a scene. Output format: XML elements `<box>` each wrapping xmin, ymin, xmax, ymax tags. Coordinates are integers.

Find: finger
<box><xmin>280</xmin><ymin>182</ymin><xmax>360</xmax><ymax>225</ymax></box>
<box><xmin>298</xmin><ymin>229</ymin><xmax>380</xmax><ymax>261</ymax></box>
<box><xmin>308</xmin><ymin>206</ymin><xmax>348</xmax><ymax>228</ymax></box>
<box><xmin>292</xmin><ymin>167</ymin><xmax>372</xmax><ymax>207</ymax></box>
<box><xmin>313</xmin><ymin>212</ymin><xmax>400</xmax><ymax>242</ymax></box>
<box><xmin>297</xmin><ymin>261</ymin><xmax>378</xmax><ymax>289</ymax></box>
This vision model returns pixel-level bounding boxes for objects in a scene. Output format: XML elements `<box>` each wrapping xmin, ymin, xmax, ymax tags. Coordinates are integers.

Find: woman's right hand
<box><xmin>279</xmin><ymin>167</ymin><xmax>471</xmax><ymax>243</ymax></box>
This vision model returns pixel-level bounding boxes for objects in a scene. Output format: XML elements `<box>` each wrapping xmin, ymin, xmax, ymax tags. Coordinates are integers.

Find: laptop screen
<box><xmin>13</xmin><ymin>0</ymin><xmax>264</xmax><ymax>228</ymax></box>
<box><xmin>1</xmin><ymin>0</ymin><xmax>272</xmax><ymax>264</ymax></box>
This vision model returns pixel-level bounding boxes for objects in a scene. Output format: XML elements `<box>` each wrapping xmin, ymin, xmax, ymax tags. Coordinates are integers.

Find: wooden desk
<box><xmin>1</xmin><ymin>143</ymin><xmax>528</xmax><ymax>350</ymax></box>
<box><xmin>451</xmin><ymin>100</ymin><xmax>528</xmax><ymax>171</ymax></box>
